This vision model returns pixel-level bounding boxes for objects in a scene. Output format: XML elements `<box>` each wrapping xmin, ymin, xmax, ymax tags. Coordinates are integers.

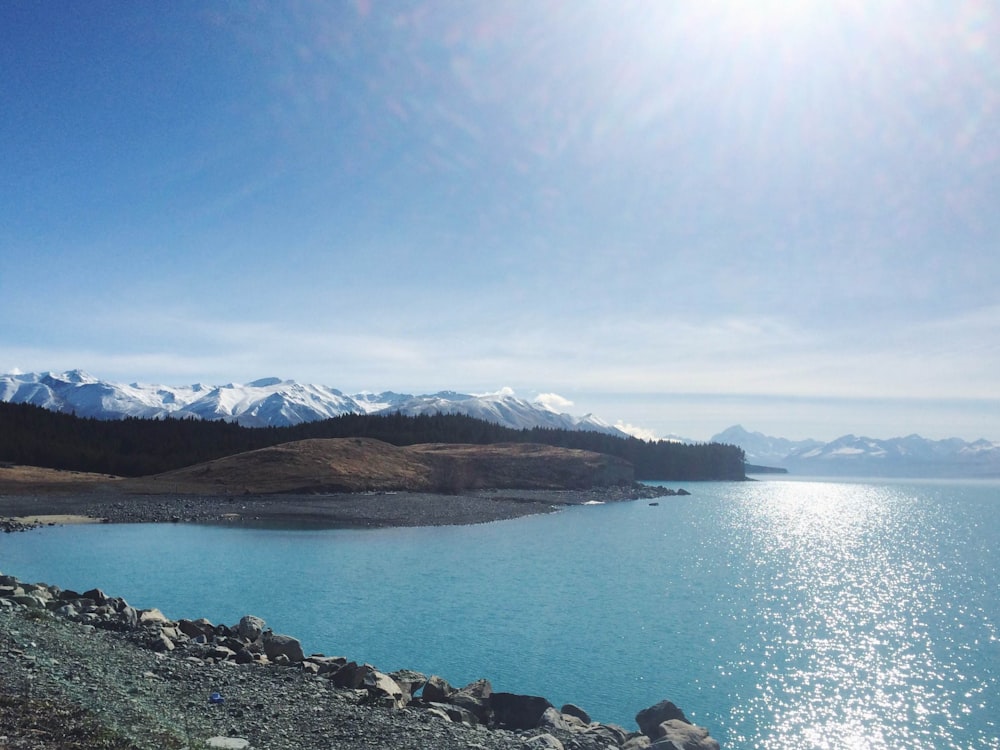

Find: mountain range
<box><xmin>0</xmin><ymin>370</ymin><xmax>623</xmax><ymax>435</ymax></box>
<box><xmin>711</xmin><ymin>425</ymin><xmax>1000</xmax><ymax>479</ymax></box>
<box><xmin>4</xmin><ymin>371</ymin><xmax>998</xmax><ymax>478</ymax></box>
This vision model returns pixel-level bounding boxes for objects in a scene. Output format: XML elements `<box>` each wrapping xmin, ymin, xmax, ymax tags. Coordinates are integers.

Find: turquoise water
<box><xmin>2</xmin><ymin>478</ymin><xmax>998</xmax><ymax>748</ymax></box>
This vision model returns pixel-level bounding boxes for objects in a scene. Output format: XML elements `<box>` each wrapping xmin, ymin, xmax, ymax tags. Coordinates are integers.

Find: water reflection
<box><xmin>726</xmin><ymin>480</ymin><xmax>997</xmax><ymax>749</ymax></box>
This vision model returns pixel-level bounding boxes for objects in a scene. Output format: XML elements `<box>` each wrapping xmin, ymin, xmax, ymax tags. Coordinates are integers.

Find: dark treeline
<box><xmin>0</xmin><ymin>401</ymin><xmax>745</xmax><ymax>481</ymax></box>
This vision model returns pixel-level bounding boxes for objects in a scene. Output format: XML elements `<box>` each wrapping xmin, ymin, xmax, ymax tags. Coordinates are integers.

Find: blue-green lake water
<box><xmin>2</xmin><ymin>477</ymin><xmax>998</xmax><ymax>748</ymax></box>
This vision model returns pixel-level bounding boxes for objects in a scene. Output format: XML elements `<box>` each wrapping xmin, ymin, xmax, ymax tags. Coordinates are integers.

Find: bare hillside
<box><xmin>119</xmin><ymin>438</ymin><xmax>634</xmax><ymax>495</ymax></box>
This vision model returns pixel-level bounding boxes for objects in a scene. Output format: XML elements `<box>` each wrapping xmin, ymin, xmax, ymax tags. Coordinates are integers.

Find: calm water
<box><xmin>2</xmin><ymin>477</ymin><xmax>998</xmax><ymax>749</ymax></box>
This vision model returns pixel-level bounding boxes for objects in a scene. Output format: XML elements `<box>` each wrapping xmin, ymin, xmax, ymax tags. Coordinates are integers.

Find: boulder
<box><xmin>561</xmin><ymin>703</ymin><xmax>591</xmax><ymax>724</ymax></box>
<box><xmin>421</xmin><ymin>674</ymin><xmax>455</xmax><ymax>703</ymax></box>
<box><xmin>622</xmin><ymin>737</ymin><xmax>653</xmax><ymax>750</ymax></box>
<box><xmin>650</xmin><ymin>720</ymin><xmax>719</xmax><ymax>750</ymax></box>
<box><xmin>237</xmin><ymin>615</ymin><xmax>266</xmax><ymax>642</ymax></box>
<box><xmin>138</xmin><ymin>608</ymin><xmax>170</xmax><ymax>626</ymax></box>
<box><xmin>537</xmin><ymin>706</ymin><xmax>571</xmax><ymax>732</ymax></box>
<box><xmin>82</xmin><ymin>588</ymin><xmax>109</xmax><ymax>605</ymax></box>
<box><xmin>262</xmin><ymin>632</ymin><xmax>305</xmax><ymax>663</ymax></box>
<box><xmin>234</xmin><ymin>648</ymin><xmax>255</xmax><ymax>665</ymax></box>
<box><xmin>586</xmin><ymin>723</ymin><xmax>630</xmax><ymax>746</ymax></box>
<box><xmin>423</xmin><ymin>701</ymin><xmax>478</xmax><ymax>726</ymax></box>
<box><xmin>523</xmin><ymin>734</ymin><xmax>564</xmax><ymax>750</ymax></box>
<box><xmin>449</xmin><ymin>679</ymin><xmax>493</xmax><ymax>725</ymax></box>
<box><xmin>149</xmin><ymin>632</ymin><xmax>175</xmax><ymax>652</ymax></box>
<box><xmin>307</xmin><ymin>655</ymin><xmax>348</xmax><ymax>676</ymax></box>
<box><xmin>119</xmin><ymin>605</ymin><xmax>139</xmax><ymax>630</ymax></box>
<box><xmin>11</xmin><ymin>594</ymin><xmax>46</xmax><ymax>609</ymax></box>
<box><xmin>205</xmin><ymin>738</ymin><xmax>250</xmax><ymax>749</ymax></box>
<box><xmin>389</xmin><ymin>669</ymin><xmax>427</xmax><ymax>703</ymax></box>
<box><xmin>178</xmin><ymin>618</ymin><xmax>213</xmax><ymax>639</ymax></box>
<box><xmin>492</xmin><ymin>692</ymin><xmax>555</xmax><ymax>730</ymax></box>
<box><xmin>636</xmin><ymin>700</ymin><xmax>690</xmax><ymax>738</ymax></box>
<box><xmin>362</xmin><ymin>667</ymin><xmax>406</xmax><ymax>708</ymax></box>
<box><xmin>330</xmin><ymin>661</ymin><xmax>365</xmax><ymax>689</ymax></box>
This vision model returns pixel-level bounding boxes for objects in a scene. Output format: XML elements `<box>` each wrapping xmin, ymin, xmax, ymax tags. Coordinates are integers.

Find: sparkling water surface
<box><xmin>2</xmin><ymin>477</ymin><xmax>998</xmax><ymax>748</ymax></box>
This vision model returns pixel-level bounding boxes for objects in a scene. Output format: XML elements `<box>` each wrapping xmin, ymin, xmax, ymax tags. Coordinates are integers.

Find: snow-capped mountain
<box><xmin>710</xmin><ymin>425</ymin><xmax>822</xmax><ymax>465</ymax></box>
<box><xmin>0</xmin><ymin>370</ymin><xmax>627</xmax><ymax>436</ymax></box>
<box><xmin>712</xmin><ymin>425</ymin><xmax>1000</xmax><ymax>478</ymax></box>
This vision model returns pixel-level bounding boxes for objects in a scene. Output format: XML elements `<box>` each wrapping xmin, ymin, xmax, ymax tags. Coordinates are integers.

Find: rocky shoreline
<box><xmin>0</xmin><ymin>572</ymin><xmax>719</xmax><ymax>750</ymax></box>
<box><xmin>1</xmin><ymin>484</ymin><xmax>682</xmax><ymax>531</ymax></box>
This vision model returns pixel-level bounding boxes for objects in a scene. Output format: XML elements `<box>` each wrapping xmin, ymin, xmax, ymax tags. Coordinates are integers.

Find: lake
<box><xmin>2</xmin><ymin>477</ymin><xmax>998</xmax><ymax>749</ymax></box>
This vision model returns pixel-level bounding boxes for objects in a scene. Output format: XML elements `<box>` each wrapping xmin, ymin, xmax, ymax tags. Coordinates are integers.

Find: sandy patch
<box><xmin>11</xmin><ymin>514</ymin><xmax>104</xmax><ymax>525</ymax></box>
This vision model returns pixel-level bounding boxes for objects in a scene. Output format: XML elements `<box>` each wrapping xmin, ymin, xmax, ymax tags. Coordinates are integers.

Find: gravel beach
<box><xmin>0</xmin><ymin>484</ymin><xmax>675</xmax><ymax>530</ymax></box>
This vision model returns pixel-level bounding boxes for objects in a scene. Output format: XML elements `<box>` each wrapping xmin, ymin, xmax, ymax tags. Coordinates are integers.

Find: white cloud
<box><xmin>532</xmin><ymin>392</ymin><xmax>574</xmax><ymax>412</ymax></box>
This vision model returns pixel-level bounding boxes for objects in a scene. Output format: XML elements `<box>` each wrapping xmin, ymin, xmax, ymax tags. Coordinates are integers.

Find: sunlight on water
<box><xmin>2</xmin><ymin>479</ymin><xmax>998</xmax><ymax>747</ymax></box>
<box><xmin>724</xmin><ymin>480</ymin><xmax>999</xmax><ymax>749</ymax></box>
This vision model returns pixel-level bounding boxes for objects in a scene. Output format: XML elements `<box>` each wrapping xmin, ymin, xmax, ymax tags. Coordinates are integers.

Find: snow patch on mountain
<box><xmin>0</xmin><ymin>370</ymin><xmax>628</xmax><ymax>436</ymax></box>
<box><xmin>714</xmin><ymin>425</ymin><xmax>1000</xmax><ymax>478</ymax></box>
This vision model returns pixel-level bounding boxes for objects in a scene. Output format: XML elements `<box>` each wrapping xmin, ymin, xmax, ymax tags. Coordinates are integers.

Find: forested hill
<box><xmin>0</xmin><ymin>401</ymin><xmax>745</xmax><ymax>481</ymax></box>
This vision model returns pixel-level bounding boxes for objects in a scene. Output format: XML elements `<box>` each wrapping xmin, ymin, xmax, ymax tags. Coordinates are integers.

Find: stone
<box><xmin>362</xmin><ymin>667</ymin><xmax>405</xmax><ymax>708</ymax></box>
<box><xmin>209</xmin><ymin>646</ymin><xmax>237</xmax><ymax>661</ymax></box>
<box><xmin>424</xmin><ymin>701</ymin><xmax>478</xmax><ymax>726</ymax></box>
<box><xmin>421</xmin><ymin>674</ymin><xmax>455</xmax><ymax>703</ymax></box>
<box><xmin>622</xmin><ymin>737</ymin><xmax>653</xmax><ymax>750</ymax></box>
<box><xmin>11</xmin><ymin>594</ymin><xmax>46</xmax><ymax>609</ymax></box>
<box><xmin>636</xmin><ymin>700</ymin><xmax>690</xmax><ymax>738</ymax></box>
<box><xmin>138</xmin><ymin>608</ymin><xmax>170</xmax><ymax>625</ymax></box>
<box><xmin>178</xmin><ymin>618</ymin><xmax>213</xmax><ymax>639</ymax></box>
<box><xmin>650</xmin><ymin>720</ymin><xmax>719</xmax><ymax>750</ymax></box>
<box><xmin>119</xmin><ymin>605</ymin><xmax>139</xmax><ymax>630</ymax></box>
<box><xmin>149</xmin><ymin>633</ymin><xmax>175</xmax><ymax>652</ymax></box>
<box><xmin>586</xmin><ymin>723</ymin><xmax>630</xmax><ymax>746</ymax></box>
<box><xmin>389</xmin><ymin>669</ymin><xmax>427</xmax><ymax>703</ymax></box>
<box><xmin>205</xmin><ymin>738</ymin><xmax>250</xmax><ymax>749</ymax></box>
<box><xmin>262</xmin><ymin>632</ymin><xmax>305</xmax><ymax>663</ymax></box>
<box><xmin>449</xmin><ymin>679</ymin><xmax>492</xmax><ymax>725</ymax></box>
<box><xmin>237</xmin><ymin>615</ymin><xmax>266</xmax><ymax>642</ymax></box>
<box><xmin>82</xmin><ymin>588</ymin><xmax>109</xmax><ymax>605</ymax></box>
<box><xmin>330</xmin><ymin>661</ymin><xmax>365</xmax><ymax>689</ymax></box>
<box><xmin>560</xmin><ymin>703</ymin><xmax>591</xmax><ymax>724</ymax></box>
<box><xmin>537</xmin><ymin>707</ymin><xmax>570</xmax><ymax>732</ymax></box>
<box><xmin>522</xmin><ymin>733</ymin><xmax>564</xmax><ymax>749</ymax></box>
<box><xmin>234</xmin><ymin>648</ymin><xmax>255</xmax><ymax>665</ymax></box>
<box><xmin>491</xmin><ymin>692</ymin><xmax>555</xmax><ymax>730</ymax></box>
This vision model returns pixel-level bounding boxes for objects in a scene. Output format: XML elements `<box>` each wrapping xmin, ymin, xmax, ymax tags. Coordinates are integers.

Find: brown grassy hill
<box><xmin>123</xmin><ymin>438</ymin><xmax>634</xmax><ymax>495</ymax></box>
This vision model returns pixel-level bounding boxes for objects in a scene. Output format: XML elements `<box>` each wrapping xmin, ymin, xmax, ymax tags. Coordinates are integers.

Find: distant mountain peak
<box><xmin>0</xmin><ymin>371</ymin><xmax>629</xmax><ymax>438</ymax></box>
<box><xmin>713</xmin><ymin>424</ymin><xmax>1000</xmax><ymax>479</ymax></box>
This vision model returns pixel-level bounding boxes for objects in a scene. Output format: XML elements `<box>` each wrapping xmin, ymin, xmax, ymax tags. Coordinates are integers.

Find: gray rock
<box><xmin>389</xmin><ymin>669</ymin><xmax>427</xmax><ymax>703</ymax></box>
<box><xmin>492</xmin><ymin>692</ymin><xmax>555</xmax><ymax>730</ymax></box>
<box><xmin>262</xmin><ymin>632</ymin><xmax>305</xmax><ymax>663</ymax></box>
<box><xmin>636</xmin><ymin>700</ymin><xmax>690</xmax><ymax>738</ymax></box>
<box><xmin>522</xmin><ymin>733</ymin><xmax>564</xmax><ymax>749</ymax></box>
<box><xmin>422</xmin><ymin>674</ymin><xmax>455</xmax><ymax>702</ymax></box>
<box><xmin>537</xmin><ymin>707</ymin><xmax>570</xmax><ymax>732</ymax></box>
<box><xmin>82</xmin><ymin>587</ymin><xmax>109</xmax><ymax>605</ymax></box>
<box><xmin>561</xmin><ymin>703</ymin><xmax>591</xmax><ymax>724</ymax></box>
<box><xmin>237</xmin><ymin>614</ymin><xmax>266</xmax><ymax>642</ymax></box>
<box><xmin>622</xmin><ymin>737</ymin><xmax>653</xmax><ymax>750</ymax></box>
<box><xmin>362</xmin><ymin>667</ymin><xmax>405</xmax><ymax>708</ymax></box>
<box><xmin>450</xmin><ymin>679</ymin><xmax>493</xmax><ymax>725</ymax></box>
<box><xmin>178</xmin><ymin>618</ymin><xmax>213</xmax><ymax>639</ymax></box>
<box><xmin>205</xmin><ymin>738</ymin><xmax>250</xmax><ymax>749</ymax></box>
<box><xmin>650</xmin><ymin>720</ymin><xmax>719</xmax><ymax>750</ymax></box>
<box><xmin>11</xmin><ymin>594</ymin><xmax>46</xmax><ymax>609</ymax></box>
<box><xmin>138</xmin><ymin>608</ymin><xmax>170</xmax><ymax>625</ymax></box>
<box><xmin>586</xmin><ymin>723</ymin><xmax>630</xmax><ymax>745</ymax></box>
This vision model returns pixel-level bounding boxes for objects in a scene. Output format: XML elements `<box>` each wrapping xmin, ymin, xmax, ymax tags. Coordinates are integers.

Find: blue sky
<box><xmin>2</xmin><ymin>1</ymin><xmax>998</xmax><ymax>442</ymax></box>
